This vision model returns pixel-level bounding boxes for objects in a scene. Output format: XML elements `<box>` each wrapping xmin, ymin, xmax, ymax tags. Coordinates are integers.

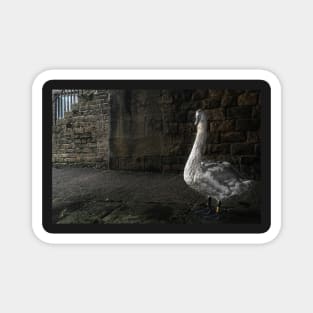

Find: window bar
<box><xmin>53</xmin><ymin>94</ymin><xmax>56</xmax><ymax>123</ymax></box>
<box><xmin>64</xmin><ymin>93</ymin><xmax>66</xmax><ymax>117</ymax></box>
<box><xmin>68</xmin><ymin>90</ymin><xmax>70</xmax><ymax>111</ymax></box>
<box><xmin>59</xmin><ymin>94</ymin><xmax>63</xmax><ymax>118</ymax></box>
<box><xmin>66</xmin><ymin>90</ymin><xmax>71</xmax><ymax>112</ymax></box>
<box><xmin>72</xmin><ymin>90</ymin><xmax>74</xmax><ymax>108</ymax></box>
<box><xmin>60</xmin><ymin>93</ymin><xmax>62</xmax><ymax>118</ymax></box>
<box><xmin>63</xmin><ymin>89</ymin><xmax>68</xmax><ymax>113</ymax></box>
<box><xmin>64</xmin><ymin>92</ymin><xmax>66</xmax><ymax>117</ymax></box>
<box><xmin>57</xmin><ymin>95</ymin><xmax>60</xmax><ymax>119</ymax></box>
<box><xmin>59</xmin><ymin>94</ymin><xmax>61</xmax><ymax>119</ymax></box>
<box><xmin>67</xmin><ymin>90</ymin><xmax>70</xmax><ymax>112</ymax></box>
<box><xmin>64</xmin><ymin>90</ymin><xmax>66</xmax><ymax>114</ymax></box>
<box><xmin>62</xmin><ymin>89</ymin><xmax>66</xmax><ymax>113</ymax></box>
<box><xmin>70</xmin><ymin>89</ymin><xmax>73</xmax><ymax>110</ymax></box>
<box><xmin>71</xmin><ymin>91</ymin><xmax>73</xmax><ymax>108</ymax></box>
<box><xmin>55</xmin><ymin>94</ymin><xmax>58</xmax><ymax>123</ymax></box>
<box><xmin>54</xmin><ymin>94</ymin><xmax>56</xmax><ymax>123</ymax></box>
<box><xmin>58</xmin><ymin>94</ymin><xmax>60</xmax><ymax>119</ymax></box>
<box><xmin>61</xmin><ymin>94</ymin><xmax>64</xmax><ymax>118</ymax></box>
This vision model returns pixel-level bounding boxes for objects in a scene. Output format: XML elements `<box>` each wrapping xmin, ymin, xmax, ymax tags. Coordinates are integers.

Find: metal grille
<box><xmin>53</xmin><ymin>90</ymin><xmax>83</xmax><ymax>122</ymax></box>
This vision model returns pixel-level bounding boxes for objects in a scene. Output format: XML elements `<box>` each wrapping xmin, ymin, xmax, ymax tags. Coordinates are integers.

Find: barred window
<box><xmin>53</xmin><ymin>90</ymin><xmax>80</xmax><ymax>122</ymax></box>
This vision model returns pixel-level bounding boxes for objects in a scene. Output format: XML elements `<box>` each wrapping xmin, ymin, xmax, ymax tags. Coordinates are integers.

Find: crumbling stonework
<box><xmin>52</xmin><ymin>91</ymin><xmax>111</xmax><ymax>168</ymax></box>
<box><xmin>52</xmin><ymin>88</ymin><xmax>261</xmax><ymax>179</ymax></box>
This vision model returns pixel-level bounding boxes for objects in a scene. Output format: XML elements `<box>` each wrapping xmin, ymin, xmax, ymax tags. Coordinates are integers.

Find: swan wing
<box><xmin>195</xmin><ymin>160</ymin><xmax>252</xmax><ymax>199</ymax></box>
<box><xmin>200</xmin><ymin>160</ymin><xmax>243</xmax><ymax>179</ymax></box>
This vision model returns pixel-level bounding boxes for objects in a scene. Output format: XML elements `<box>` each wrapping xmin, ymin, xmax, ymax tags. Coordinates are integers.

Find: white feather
<box><xmin>184</xmin><ymin>110</ymin><xmax>253</xmax><ymax>201</ymax></box>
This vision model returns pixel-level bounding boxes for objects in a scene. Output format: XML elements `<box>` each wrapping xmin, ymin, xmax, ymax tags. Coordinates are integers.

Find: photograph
<box><xmin>51</xmin><ymin>87</ymin><xmax>263</xmax><ymax>226</ymax></box>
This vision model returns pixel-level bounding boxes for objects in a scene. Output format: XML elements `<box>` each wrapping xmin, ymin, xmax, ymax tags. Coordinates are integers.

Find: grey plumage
<box><xmin>184</xmin><ymin>109</ymin><xmax>254</xmax><ymax>203</ymax></box>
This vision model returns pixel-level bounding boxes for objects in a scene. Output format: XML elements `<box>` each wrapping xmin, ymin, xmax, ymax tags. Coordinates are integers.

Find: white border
<box><xmin>32</xmin><ymin>69</ymin><xmax>282</xmax><ymax>244</ymax></box>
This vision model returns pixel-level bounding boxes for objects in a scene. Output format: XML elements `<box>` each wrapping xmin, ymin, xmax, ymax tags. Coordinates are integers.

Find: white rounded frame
<box><xmin>32</xmin><ymin>69</ymin><xmax>282</xmax><ymax>244</ymax></box>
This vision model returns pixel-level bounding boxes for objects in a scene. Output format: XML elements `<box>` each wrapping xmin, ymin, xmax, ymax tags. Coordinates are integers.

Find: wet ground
<box><xmin>52</xmin><ymin>168</ymin><xmax>260</xmax><ymax>224</ymax></box>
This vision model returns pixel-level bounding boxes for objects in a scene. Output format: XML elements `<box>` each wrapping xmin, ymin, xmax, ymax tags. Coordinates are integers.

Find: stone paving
<box><xmin>52</xmin><ymin>168</ymin><xmax>260</xmax><ymax>224</ymax></box>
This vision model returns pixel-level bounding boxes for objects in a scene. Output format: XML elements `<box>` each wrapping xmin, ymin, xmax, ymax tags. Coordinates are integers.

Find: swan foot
<box><xmin>215</xmin><ymin>200</ymin><xmax>222</xmax><ymax>214</ymax></box>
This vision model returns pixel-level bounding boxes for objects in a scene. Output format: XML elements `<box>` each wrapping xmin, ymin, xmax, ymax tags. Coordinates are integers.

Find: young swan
<box><xmin>183</xmin><ymin>109</ymin><xmax>253</xmax><ymax>213</ymax></box>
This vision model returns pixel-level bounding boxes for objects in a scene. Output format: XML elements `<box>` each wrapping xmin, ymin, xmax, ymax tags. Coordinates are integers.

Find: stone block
<box><xmin>192</xmin><ymin>89</ymin><xmax>208</xmax><ymax>100</ymax></box>
<box><xmin>236</xmin><ymin>119</ymin><xmax>260</xmax><ymax>131</ymax></box>
<box><xmin>221</xmin><ymin>132</ymin><xmax>246</xmax><ymax>143</ymax></box>
<box><xmin>210</xmin><ymin>120</ymin><xmax>235</xmax><ymax>132</ymax></box>
<box><xmin>231</xmin><ymin>143</ymin><xmax>255</xmax><ymax>155</ymax></box>
<box><xmin>226</xmin><ymin>106</ymin><xmax>252</xmax><ymax>119</ymax></box>
<box><xmin>208</xmin><ymin>89</ymin><xmax>224</xmax><ymax>99</ymax></box>
<box><xmin>221</xmin><ymin>94</ymin><xmax>236</xmax><ymax>107</ymax></box>
<box><xmin>205</xmin><ymin>108</ymin><xmax>225</xmax><ymax>120</ymax></box>
<box><xmin>202</xmin><ymin>98</ymin><xmax>221</xmax><ymax>109</ymax></box>
<box><xmin>238</xmin><ymin>91</ymin><xmax>258</xmax><ymax>106</ymax></box>
<box><xmin>208</xmin><ymin>143</ymin><xmax>230</xmax><ymax>154</ymax></box>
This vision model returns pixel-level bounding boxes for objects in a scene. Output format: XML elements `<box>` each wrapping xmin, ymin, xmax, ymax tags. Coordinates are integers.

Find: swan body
<box><xmin>184</xmin><ymin>109</ymin><xmax>253</xmax><ymax>202</ymax></box>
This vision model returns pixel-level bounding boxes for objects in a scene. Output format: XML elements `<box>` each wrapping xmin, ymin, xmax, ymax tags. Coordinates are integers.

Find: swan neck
<box><xmin>192</xmin><ymin>126</ymin><xmax>207</xmax><ymax>157</ymax></box>
<box><xmin>184</xmin><ymin>121</ymin><xmax>207</xmax><ymax>179</ymax></box>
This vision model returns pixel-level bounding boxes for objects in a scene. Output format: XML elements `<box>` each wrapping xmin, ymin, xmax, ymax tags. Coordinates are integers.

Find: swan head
<box><xmin>194</xmin><ymin>109</ymin><xmax>207</xmax><ymax>126</ymax></box>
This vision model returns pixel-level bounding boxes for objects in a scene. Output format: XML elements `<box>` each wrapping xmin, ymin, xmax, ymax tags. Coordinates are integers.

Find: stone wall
<box><xmin>52</xmin><ymin>88</ymin><xmax>261</xmax><ymax>179</ymax></box>
<box><xmin>52</xmin><ymin>91</ymin><xmax>111</xmax><ymax>168</ymax></box>
<box><xmin>109</xmin><ymin>89</ymin><xmax>261</xmax><ymax>179</ymax></box>
<box><xmin>109</xmin><ymin>90</ymin><xmax>165</xmax><ymax>171</ymax></box>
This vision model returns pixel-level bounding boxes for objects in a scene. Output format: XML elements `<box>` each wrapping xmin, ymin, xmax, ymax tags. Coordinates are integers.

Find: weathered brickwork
<box><xmin>108</xmin><ymin>89</ymin><xmax>261</xmax><ymax>179</ymax></box>
<box><xmin>52</xmin><ymin>91</ymin><xmax>111</xmax><ymax>168</ymax></box>
<box><xmin>52</xmin><ymin>88</ymin><xmax>261</xmax><ymax>179</ymax></box>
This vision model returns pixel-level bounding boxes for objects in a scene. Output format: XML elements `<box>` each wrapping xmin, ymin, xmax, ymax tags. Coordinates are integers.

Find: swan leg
<box><xmin>216</xmin><ymin>200</ymin><xmax>222</xmax><ymax>214</ymax></box>
<box><xmin>207</xmin><ymin>196</ymin><xmax>212</xmax><ymax>213</ymax></box>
